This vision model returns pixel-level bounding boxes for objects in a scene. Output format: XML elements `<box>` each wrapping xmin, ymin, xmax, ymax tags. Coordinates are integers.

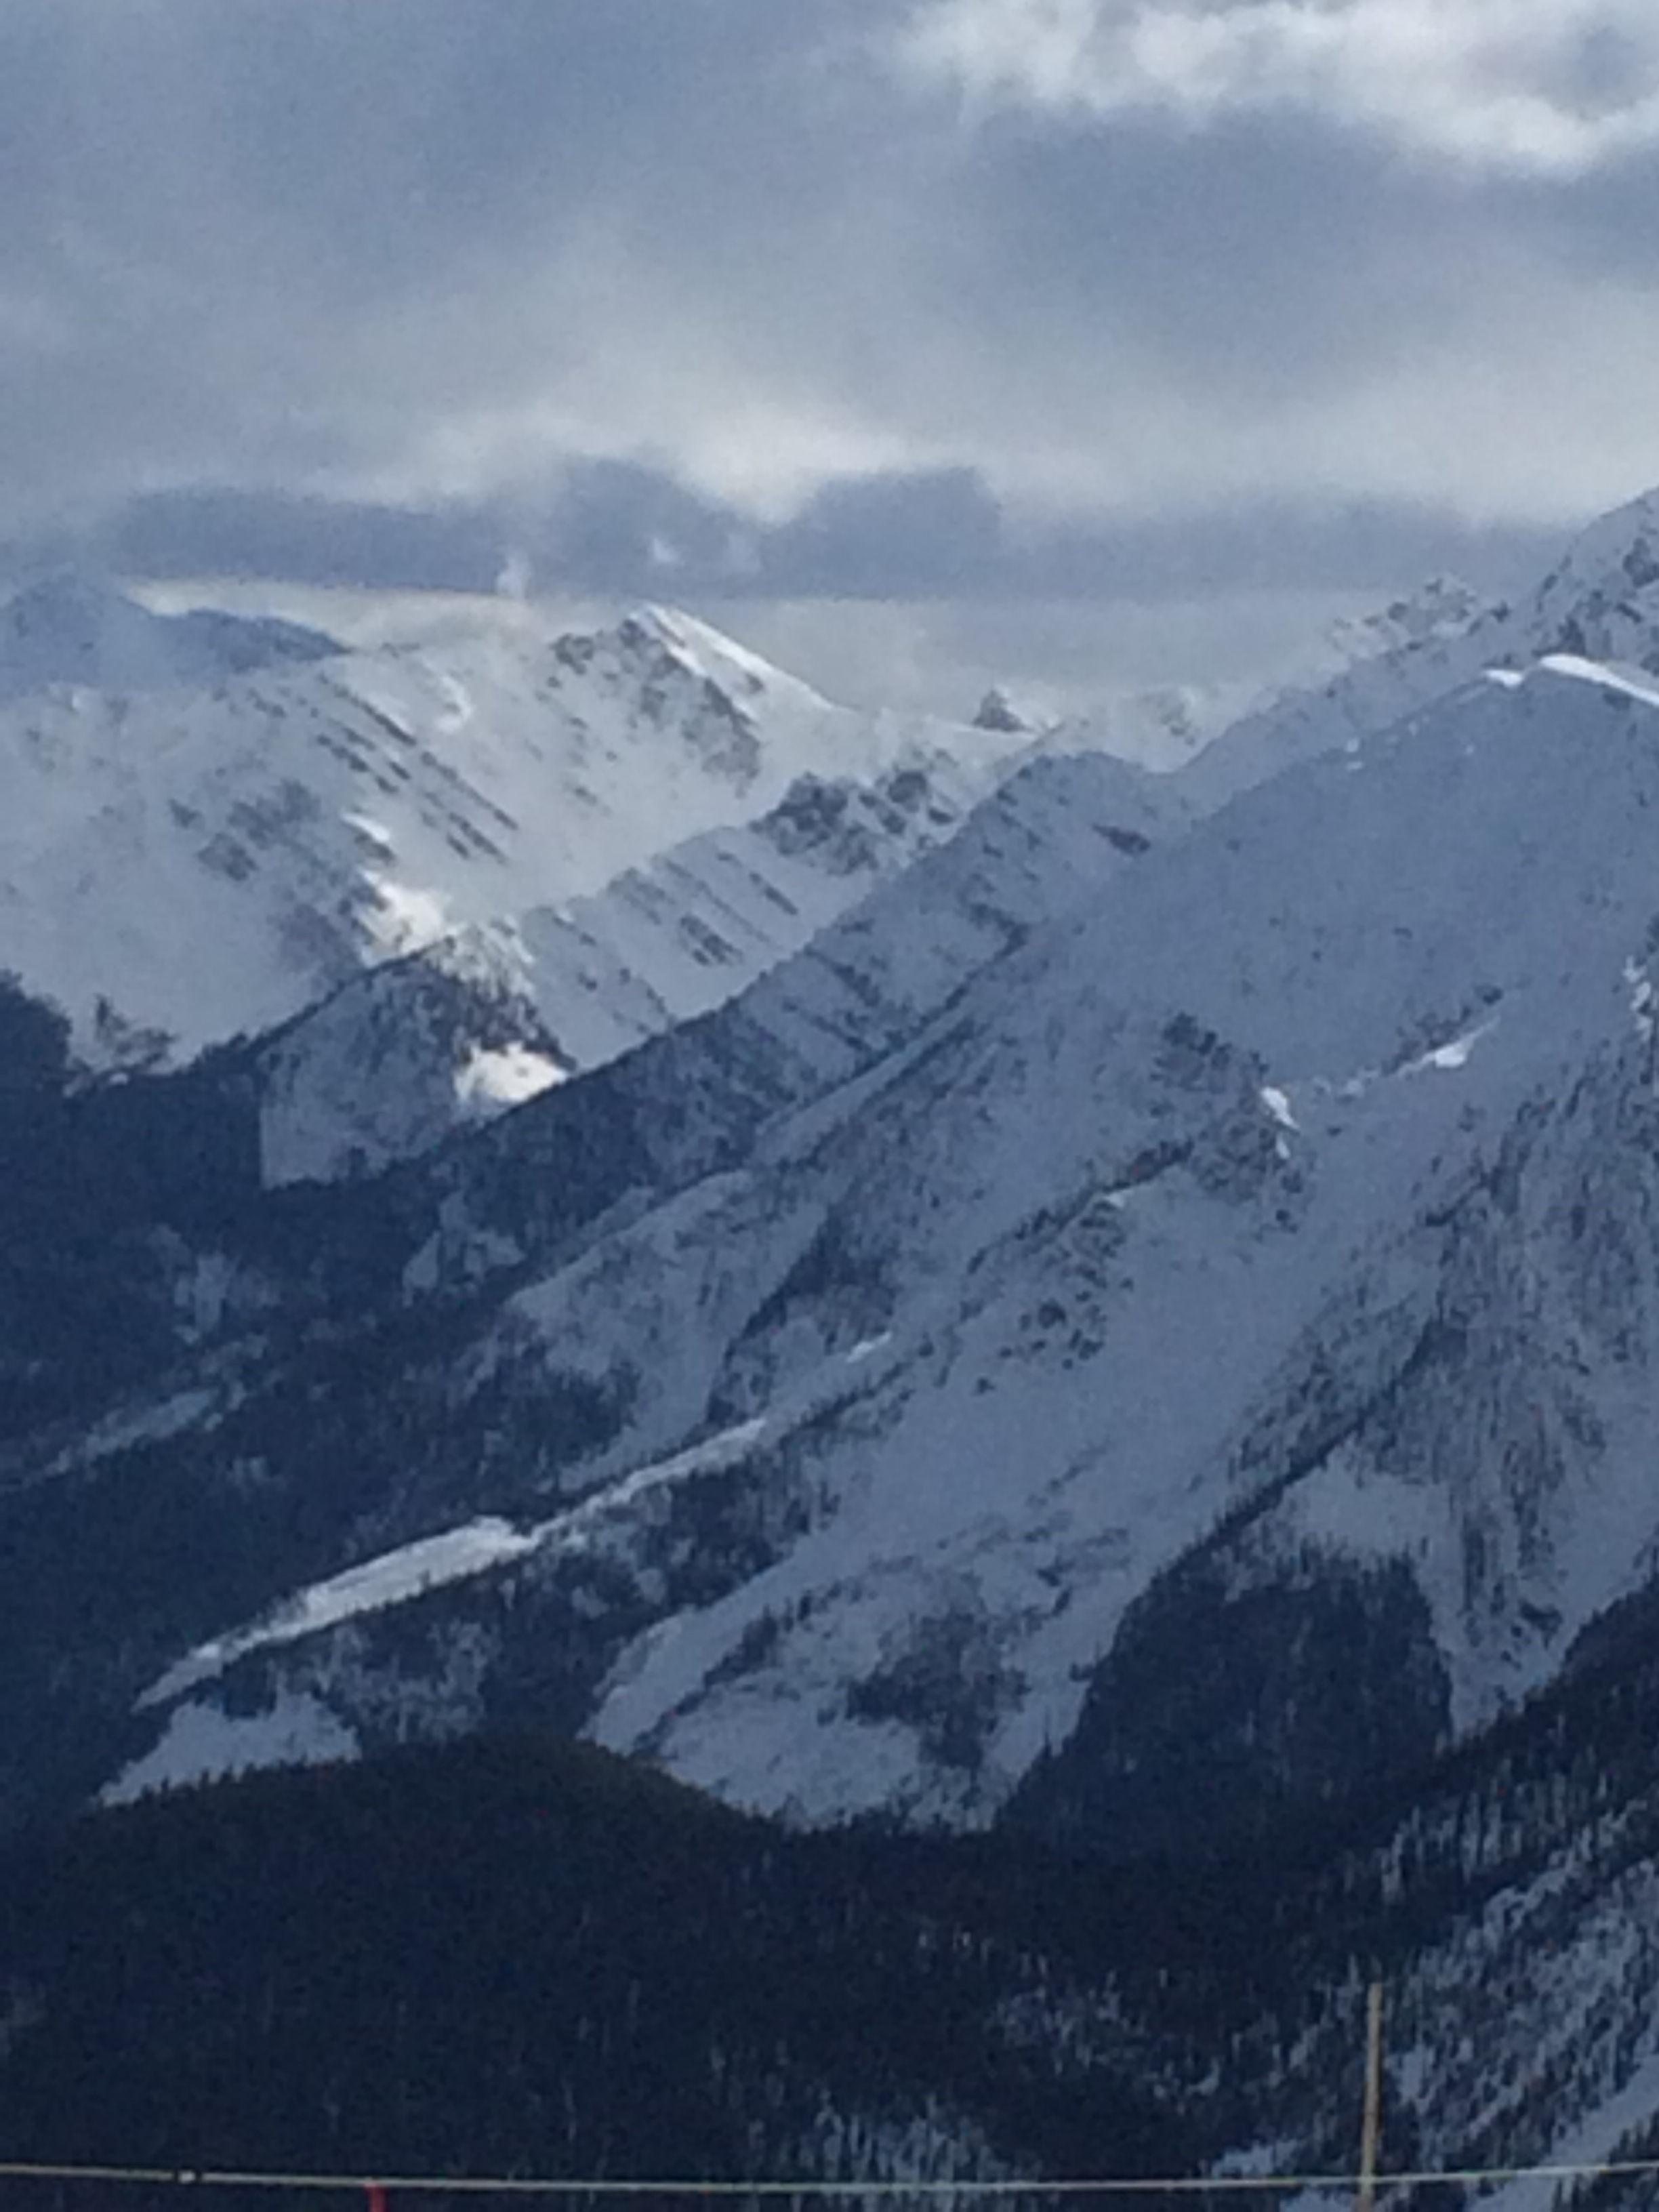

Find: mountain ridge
<box><xmin>0</xmin><ymin>579</ymin><xmax>1023</xmax><ymax>1062</ymax></box>
<box><xmin>18</xmin><ymin>649</ymin><xmax>1659</xmax><ymax>1843</ymax></box>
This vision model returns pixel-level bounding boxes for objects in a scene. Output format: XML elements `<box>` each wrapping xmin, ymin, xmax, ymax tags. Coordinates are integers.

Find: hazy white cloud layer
<box><xmin>899</xmin><ymin>0</ymin><xmax>1659</xmax><ymax>177</ymax></box>
<box><xmin>3</xmin><ymin>0</ymin><xmax>1659</xmax><ymax>672</ymax></box>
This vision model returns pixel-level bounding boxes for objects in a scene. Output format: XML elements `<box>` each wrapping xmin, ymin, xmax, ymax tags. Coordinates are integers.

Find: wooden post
<box><xmin>1357</xmin><ymin>1982</ymin><xmax>1385</xmax><ymax>2212</ymax></box>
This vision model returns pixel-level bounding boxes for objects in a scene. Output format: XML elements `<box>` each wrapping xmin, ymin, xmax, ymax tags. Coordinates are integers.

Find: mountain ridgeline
<box><xmin>12</xmin><ymin>507</ymin><xmax>1659</xmax><ymax>2188</ymax></box>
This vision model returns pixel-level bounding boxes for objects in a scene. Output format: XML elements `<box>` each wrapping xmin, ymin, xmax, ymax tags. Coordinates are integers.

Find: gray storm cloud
<box><xmin>3</xmin><ymin>0</ymin><xmax>1659</xmax><ymax>611</ymax></box>
<box><xmin>897</xmin><ymin>0</ymin><xmax>1659</xmax><ymax>178</ymax></box>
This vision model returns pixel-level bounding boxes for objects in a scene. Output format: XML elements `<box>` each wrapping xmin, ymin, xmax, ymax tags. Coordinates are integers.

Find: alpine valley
<box><xmin>13</xmin><ymin>497</ymin><xmax>1659</xmax><ymax>2204</ymax></box>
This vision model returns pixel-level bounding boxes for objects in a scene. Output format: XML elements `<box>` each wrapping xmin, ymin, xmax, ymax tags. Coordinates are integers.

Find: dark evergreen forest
<box><xmin>12</xmin><ymin>1589</ymin><xmax>1659</xmax><ymax>2212</ymax></box>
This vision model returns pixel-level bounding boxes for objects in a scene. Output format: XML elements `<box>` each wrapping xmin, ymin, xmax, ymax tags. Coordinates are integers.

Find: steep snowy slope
<box><xmin>1179</xmin><ymin>575</ymin><xmax>1494</xmax><ymax>805</ymax></box>
<box><xmin>252</xmin><ymin>931</ymin><xmax>570</xmax><ymax>1188</ymax></box>
<box><xmin>254</xmin><ymin>743</ymin><xmax>1180</xmax><ymax>1187</ymax></box>
<box><xmin>255</xmin><ymin>752</ymin><xmax>997</xmax><ymax>1185</ymax></box>
<box><xmin>66</xmin><ymin>653</ymin><xmax>1659</xmax><ymax>1839</ymax></box>
<box><xmin>0</xmin><ymin>744</ymin><xmax>1179</xmax><ymax>1825</ymax></box>
<box><xmin>1023</xmin><ymin>579</ymin><xmax>1494</xmax><ymax>782</ymax></box>
<box><xmin>507</xmin><ymin>757</ymin><xmax>985</xmax><ymax>1070</ymax></box>
<box><xmin>1183</xmin><ymin>493</ymin><xmax>1659</xmax><ymax>806</ymax></box>
<box><xmin>0</xmin><ymin>592</ymin><xmax>1017</xmax><ymax>1057</ymax></box>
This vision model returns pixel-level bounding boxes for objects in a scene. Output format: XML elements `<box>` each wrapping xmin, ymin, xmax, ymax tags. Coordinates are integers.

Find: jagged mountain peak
<box><xmin>1528</xmin><ymin>485</ymin><xmax>1659</xmax><ymax>659</ymax></box>
<box><xmin>970</xmin><ymin>687</ymin><xmax>1032</xmax><ymax>735</ymax></box>
<box><xmin>626</xmin><ymin>604</ymin><xmax>826</xmax><ymax>703</ymax></box>
<box><xmin>540</xmin><ymin>603</ymin><xmax>830</xmax><ymax>726</ymax></box>
<box><xmin>1033</xmin><ymin>579</ymin><xmax>1495</xmax><ymax>784</ymax></box>
<box><xmin>1544</xmin><ymin>480</ymin><xmax>1659</xmax><ymax>583</ymax></box>
<box><xmin>1181</xmin><ymin>487</ymin><xmax>1659</xmax><ymax>809</ymax></box>
<box><xmin>0</xmin><ymin>584</ymin><xmax>1033</xmax><ymax>1058</ymax></box>
<box><xmin>1323</xmin><ymin>571</ymin><xmax>1490</xmax><ymax>664</ymax></box>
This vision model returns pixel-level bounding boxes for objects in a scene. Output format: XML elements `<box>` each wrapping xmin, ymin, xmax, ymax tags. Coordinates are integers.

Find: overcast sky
<box><xmin>5</xmin><ymin>0</ymin><xmax>1659</xmax><ymax>711</ymax></box>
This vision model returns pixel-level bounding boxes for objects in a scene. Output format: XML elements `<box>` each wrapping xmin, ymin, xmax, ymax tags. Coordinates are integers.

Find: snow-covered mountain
<box><xmin>0</xmin><ymin>587</ymin><xmax>1019</xmax><ymax>1059</ymax></box>
<box><xmin>1031</xmin><ymin>576</ymin><xmax>1492</xmax><ymax>783</ymax></box>
<box><xmin>253</xmin><ymin>752</ymin><xmax>1001</xmax><ymax>1186</ymax></box>
<box><xmin>1179</xmin><ymin>495</ymin><xmax>1659</xmax><ymax>806</ymax></box>
<box><xmin>16</xmin><ymin>624</ymin><xmax>1659</xmax><ymax>1856</ymax></box>
<box><xmin>252</xmin><ymin>930</ymin><xmax>571</xmax><ymax>1188</ymax></box>
<box><xmin>1178</xmin><ymin>574</ymin><xmax>1496</xmax><ymax>806</ymax></box>
<box><xmin>253</xmin><ymin>739</ymin><xmax>1182</xmax><ymax>1187</ymax></box>
<box><xmin>1048</xmin><ymin>678</ymin><xmax>1261</xmax><ymax>771</ymax></box>
<box><xmin>24</xmin><ymin>502</ymin><xmax>1659</xmax><ymax>2206</ymax></box>
<box><xmin>190</xmin><ymin>655</ymin><xmax>1659</xmax><ymax>1819</ymax></box>
<box><xmin>20</xmin><ymin>499</ymin><xmax>1659</xmax><ymax>1837</ymax></box>
<box><xmin>0</xmin><ymin>736</ymin><xmax>1178</xmax><ymax>1817</ymax></box>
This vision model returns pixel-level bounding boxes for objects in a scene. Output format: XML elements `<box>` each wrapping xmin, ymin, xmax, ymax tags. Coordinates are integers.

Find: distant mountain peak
<box><xmin>970</xmin><ymin>687</ymin><xmax>1030</xmax><ymax>735</ymax></box>
<box><xmin>1530</xmin><ymin>486</ymin><xmax>1659</xmax><ymax>659</ymax></box>
<box><xmin>0</xmin><ymin>579</ymin><xmax>1028</xmax><ymax>1058</ymax></box>
<box><xmin>1</xmin><ymin>567</ymin><xmax>134</xmax><ymax>628</ymax></box>
<box><xmin>0</xmin><ymin>569</ymin><xmax>161</xmax><ymax>672</ymax></box>
<box><xmin>619</xmin><ymin>603</ymin><xmax>832</xmax><ymax>708</ymax></box>
<box><xmin>0</xmin><ymin>571</ymin><xmax>341</xmax><ymax>699</ymax></box>
<box><xmin>1549</xmin><ymin>483</ymin><xmax>1659</xmax><ymax>582</ymax></box>
<box><xmin>1322</xmin><ymin>573</ymin><xmax>1490</xmax><ymax>666</ymax></box>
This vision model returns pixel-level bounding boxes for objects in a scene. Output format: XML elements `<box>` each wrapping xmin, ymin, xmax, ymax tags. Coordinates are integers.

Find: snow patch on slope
<box><xmin>102</xmin><ymin>1689</ymin><xmax>358</xmax><ymax>1805</ymax></box>
<box><xmin>140</xmin><ymin>1519</ymin><xmax>547</xmax><ymax>1709</ymax></box>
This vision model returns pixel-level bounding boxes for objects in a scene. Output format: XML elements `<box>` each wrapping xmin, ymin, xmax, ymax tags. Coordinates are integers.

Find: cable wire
<box><xmin>0</xmin><ymin>2154</ymin><xmax>1652</xmax><ymax>2196</ymax></box>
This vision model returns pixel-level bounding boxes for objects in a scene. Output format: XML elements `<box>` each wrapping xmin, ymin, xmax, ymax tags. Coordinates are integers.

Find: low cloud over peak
<box><xmin>4</xmin><ymin>0</ymin><xmax>1659</xmax><ymax>684</ymax></box>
